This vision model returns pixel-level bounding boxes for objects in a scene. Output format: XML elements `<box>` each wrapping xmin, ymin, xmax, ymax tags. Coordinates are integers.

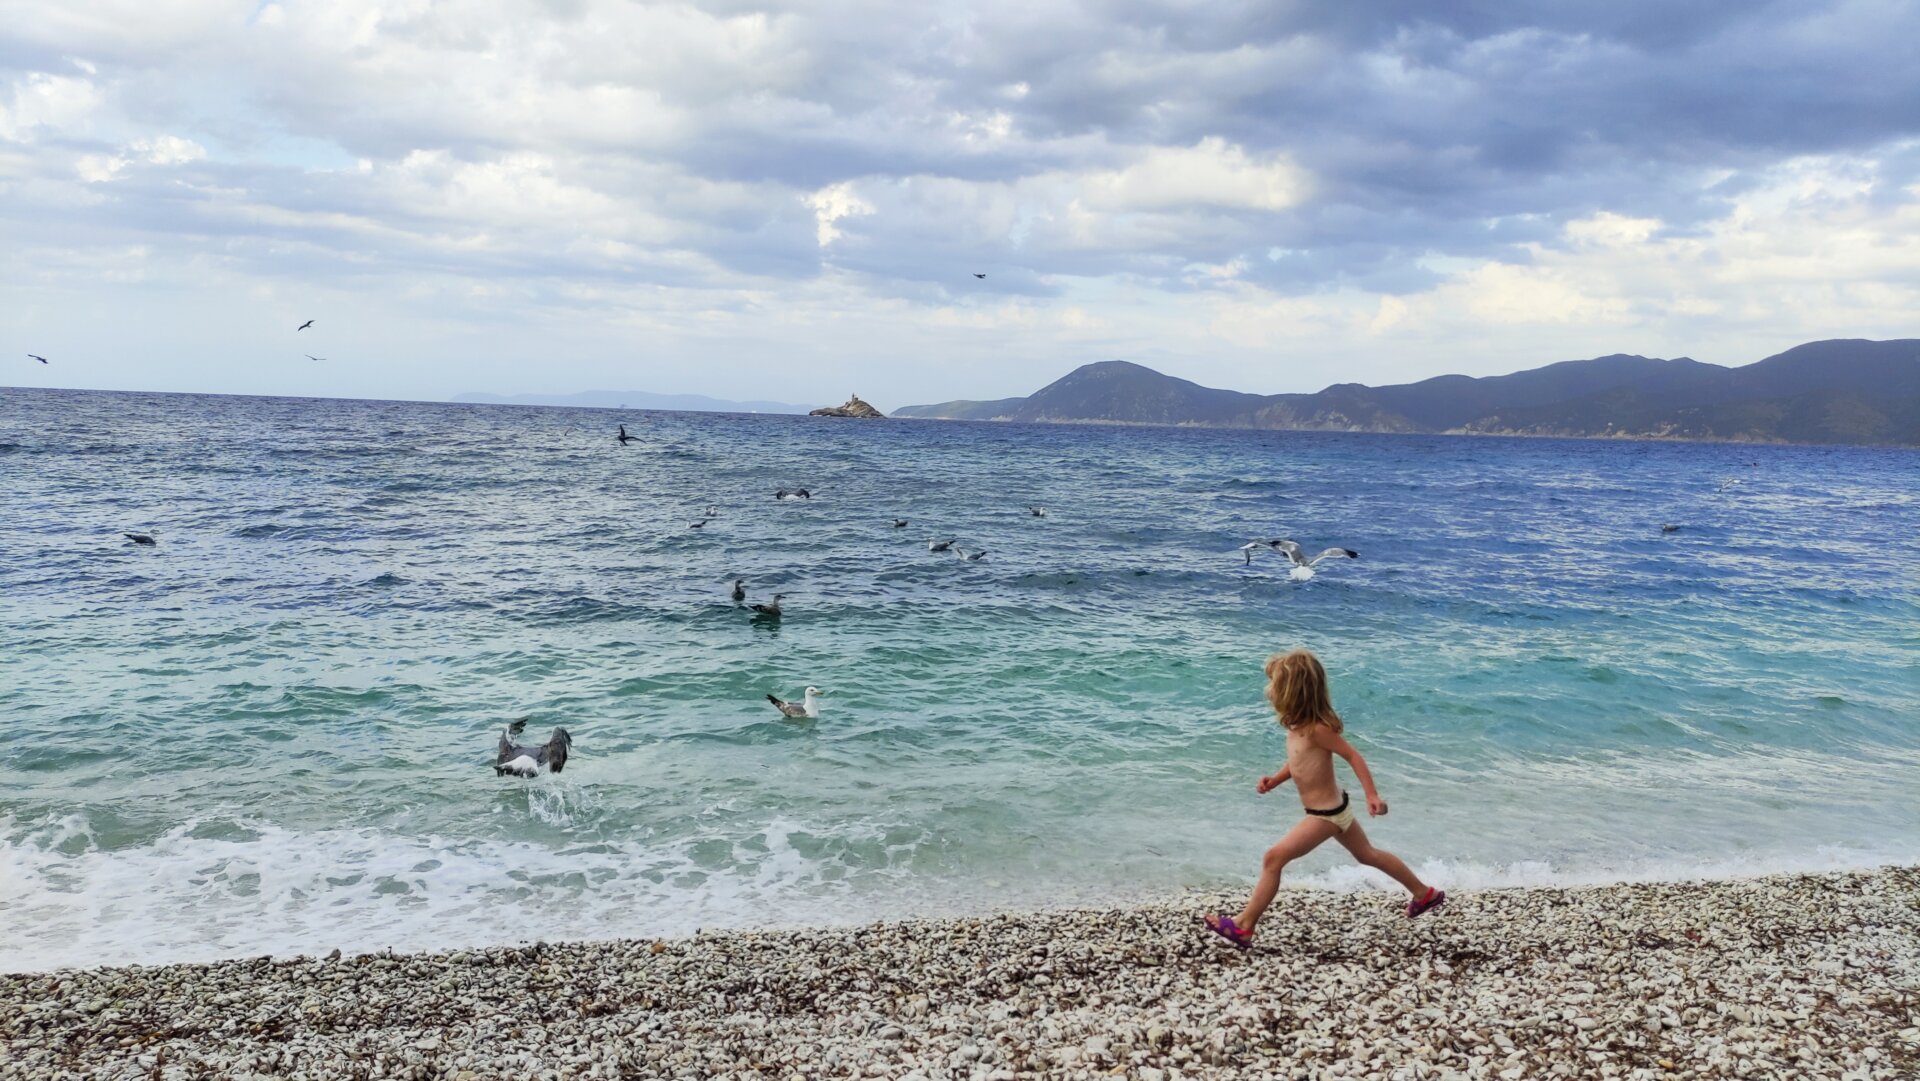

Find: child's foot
<box><xmin>1406</xmin><ymin>887</ymin><xmax>1446</xmax><ymax>919</ymax></box>
<box><xmin>1204</xmin><ymin>913</ymin><xmax>1254</xmax><ymax>949</ymax></box>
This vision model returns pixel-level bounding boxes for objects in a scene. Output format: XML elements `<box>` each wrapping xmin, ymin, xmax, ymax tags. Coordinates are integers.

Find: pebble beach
<box><xmin>5</xmin><ymin>868</ymin><xmax>1916</xmax><ymax>1081</ymax></box>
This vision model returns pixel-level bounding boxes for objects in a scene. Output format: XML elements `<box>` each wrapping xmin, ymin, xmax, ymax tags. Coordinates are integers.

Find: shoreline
<box><xmin>6</xmin><ymin>868</ymin><xmax>1916</xmax><ymax>1080</ymax></box>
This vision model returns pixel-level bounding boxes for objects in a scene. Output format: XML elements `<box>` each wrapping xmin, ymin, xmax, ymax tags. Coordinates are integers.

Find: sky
<box><xmin>3</xmin><ymin>1</ymin><xmax>1918</xmax><ymax>410</ymax></box>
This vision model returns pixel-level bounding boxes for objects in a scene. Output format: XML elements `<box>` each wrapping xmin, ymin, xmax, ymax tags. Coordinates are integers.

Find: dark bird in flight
<box><xmin>124</xmin><ymin>533</ymin><xmax>157</xmax><ymax>546</ymax></box>
<box><xmin>304</xmin><ymin>354</ymin><xmax>325</xmax><ymax>362</ymax></box>
<box><xmin>616</xmin><ymin>425</ymin><xmax>637</xmax><ymax>445</ymax></box>
<box><xmin>749</xmin><ymin>593</ymin><xmax>784</xmax><ymax>618</ymax></box>
<box><xmin>775</xmin><ymin>488</ymin><xmax>811</xmax><ymax>500</ymax></box>
<box><xmin>296</xmin><ymin>320</ymin><xmax>314</xmax><ymax>331</ymax></box>
<box><xmin>495</xmin><ymin>718</ymin><xmax>571</xmax><ymax>778</ymax></box>
<box><xmin>927</xmin><ymin>538</ymin><xmax>954</xmax><ymax>552</ymax></box>
<box><xmin>973</xmin><ymin>273</ymin><xmax>986</xmax><ymax>279</ymax></box>
<box><xmin>689</xmin><ymin>519</ymin><xmax>709</xmax><ymax>529</ymax></box>
<box><xmin>28</xmin><ymin>354</ymin><xmax>48</xmax><ymax>364</ymax></box>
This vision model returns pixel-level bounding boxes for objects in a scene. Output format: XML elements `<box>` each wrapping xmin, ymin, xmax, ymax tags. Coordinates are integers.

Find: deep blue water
<box><xmin>2</xmin><ymin>387</ymin><xmax>1917</xmax><ymax>971</ymax></box>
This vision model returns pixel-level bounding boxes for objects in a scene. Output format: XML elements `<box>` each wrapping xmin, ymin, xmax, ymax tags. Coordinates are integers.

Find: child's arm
<box><xmin>1256</xmin><ymin>764</ymin><xmax>1292</xmax><ymax>794</ymax></box>
<box><xmin>1313</xmin><ymin>728</ymin><xmax>1388</xmax><ymax>815</ymax></box>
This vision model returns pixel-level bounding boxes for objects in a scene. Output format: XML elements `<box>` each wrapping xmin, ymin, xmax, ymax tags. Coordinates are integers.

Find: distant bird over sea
<box><xmin>1027</xmin><ymin>505</ymin><xmax>1047</xmax><ymax>517</ymax></box>
<box><xmin>1275</xmin><ymin>540</ymin><xmax>1358</xmax><ymax>581</ymax></box>
<box><xmin>766</xmin><ymin>687</ymin><xmax>822</xmax><ymax>719</ymax></box>
<box><xmin>616</xmin><ymin>425</ymin><xmax>637</xmax><ymax>445</ymax></box>
<box><xmin>776</xmin><ymin>488</ymin><xmax>812</xmax><ymax>500</ymax></box>
<box><xmin>1662</xmin><ymin>523</ymin><xmax>1682</xmax><ymax>533</ymax></box>
<box><xmin>928</xmin><ymin>538</ymin><xmax>954</xmax><ymax>552</ymax></box>
<box><xmin>494</xmin><ymin>719</ymin><xmax>571</xmax><ymax>778</ymax></box>
<box><xmin>893</xmin><ymin>519</ymin><xmax>909</xmax><ymax>528</ymax></box>
<box><xmin>28</xmin><ymin>354</ymin><xmax>48</xmax><ymax>364</ymax></box>
<box><xmin>304</xmin><ymin>354</ymin><xmax>325</xmax><ymax>362</ymax></box>
<box><xmin>730</xmin><ymin>578</ymin><xmax>746</xmax><ymax>602</ymax></box>
<box><xmin>704</xmin><ymin>505</ymin><xmax>719</xmax><ymax>518</ymax></box>
<box><xmin>689</xmin><ymin>519</ymin><xmax>708</xmax><ymax>529</ymax></box>
<box><xmin>960</xmin><ymin>548</ymin><xmax>987</xmax><ymax>561</ymax></box>
<box><xmin>123</xmin><ymin>532</ymin><xmax>157</xmax><ymax>546</ymax></box>
<box><xmin>973</xmin><ymin>273</ymin><xmax>986</xmax><ymax>279</ymax></box>
<box><xmin>749</xmin><ymin>593</ymin><xmax>784</xmax><ymax>618</ymax></box>
<box><xmin>296</xmin><ymin>319</ymin><xmax>314</xmax><ymax>331</ymax></box>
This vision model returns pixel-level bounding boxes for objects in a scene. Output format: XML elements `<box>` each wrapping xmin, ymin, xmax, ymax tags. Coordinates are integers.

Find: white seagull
<box><xmin>1237</xmin><ymin>539</ymin><xmax>1284</xmax><ymax>565</ymax></box>
<box><xmin>1274</xmin><ymin>539</ymin><xmax>1359</xmax><ymax>581</ymax></box>
<box><xmin>766</xmin><ymin>686</ymin><xmax>822</xmax><ymax>718</ymax></box>
<box><xmin>928</xmin><ymin>538</ymin><xmax>955</xmax><ymax>552</ymax></box>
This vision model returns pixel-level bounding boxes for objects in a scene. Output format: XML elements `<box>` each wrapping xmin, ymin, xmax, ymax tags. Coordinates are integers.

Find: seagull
<box><xmin>1237</xmin><ymin>539</ymin><xmax>1285</xmax><ymax>565</ymax></box>
<box><xmin>749</xmin><ymin>593</ymin><xmax>784</xmax><ymax>618</ymax></box>
<box><xmin>775</xmin><ymin>488</ymin><xmax>812</xmax><ymax>500</ymax></box>
<box><xmin>959</xmin><ymin>548</ymin><xmax>987</xmax><ymax>561</ymax></box>
<box><xmin>973</xmin><ymin>273</ymin><xmax>986</xmax><ymax>279</ymax></box>
<box><xmin>928</xmin><ymin>538</ymin><xmax>954</xmax><ymax>552</ymax></box>
<box><xmin>1717</xmin><ymin>478</ymin><xmax>1741</xmax><ymax>492</ymax></box>
<box><xmin>704</xmin><ymin>505</ymin><xmax>719</xmax><ymax>518</ymax></box>
<box><xmin>892</xmin><ymin>519</ymin><xmax>909</xmax><ymax>528</ymax></box>
<box><xmin>123</xmin><ymin>532</ymin><xmax>157</xmax><ymax>546</ymax></box>
<box><xmin>1027</xmin><ymin>505</ymin><xmax>1047</xmax><ymax>517</ymax></box>
<box><xmin>28</xmin><ymin>354</ymin><xmax>48</xmax><ymax>364</ymax></box>
<box><xmin>1274</xmin><ymin>539</ymin><xmax>1358</xmax><ymax>581</ymax></box>
<box><xmin>766</xmin><ymin>687</ymin><xmax>822</xmax><ymax>719</ymax></box>
<box><xmin>494</xmin><ymin>718</ymin><xmax>572</xmax><ymax>778</ymax></box>
<box><xmin>296</xmin><ymin>320</ymin><xmax>314</xmax><ymax>331</ymax></box>
<box><xmin>303</xmin><ymin>354</ymin><xmax>325</xmax><ymax>362</ymax></box>
<box><xmin>1661</xmin><ymin>523</ymin><xmax>1682</xmax><ymax>533</ymax></box>
<box><xmin>729</xmin><ymin>578</ymin><xmax>746</xmax><ymax>602</ymax></box>
<box><xmin>689</xmin><ymin>519</ymin><xmax>708</xmax><ymax>529</ymax></box>
<box><xmin>616</xmin><ymin>425</ymin><xmax>637</xmax><ymax>445</ymax></box>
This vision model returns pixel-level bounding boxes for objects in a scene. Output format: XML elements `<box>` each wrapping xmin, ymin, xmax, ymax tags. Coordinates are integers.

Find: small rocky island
<box><xmin>809</xmin><ymin>393</ymin><xmax>885</xmax><ymax>418</ymax></box>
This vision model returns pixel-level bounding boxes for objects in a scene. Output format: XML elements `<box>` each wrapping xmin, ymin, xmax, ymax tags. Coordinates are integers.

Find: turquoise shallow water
<box><xmin>2</xmin><ymin>387</ymin><xmax>1917</xmax><ymax>972</ymax></box>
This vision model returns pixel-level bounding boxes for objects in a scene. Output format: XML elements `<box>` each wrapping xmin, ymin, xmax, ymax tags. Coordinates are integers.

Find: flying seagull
<box><xmin>1274</xmin><ymin>540</ymin><xmax>1358</xmax><ymax>581</ymax></box>
<box><xmin>495</xmin><ymin>718</ymin><xmax>572</xmax><ymax>778</ymax></box>
<box><xmin>959</xmin><ymin>548</ymin><xmax>987</xmax><ymax>561</ymax></box>
<box><xmin>927</xmin><ymin>538</ymin><xmax>954</xmax><ymax>552</ymax></box>
<box><xmin>775</xmin><ymin>488</ymin><xmax>812</xmax><ymax>500</ymax></box>
<box><xmin>304</xmin><ymin>354</ymin><xmax>325</xmax><ymax>362</ymax></box>
<box><xmin>617</xmin><ymin>425</ymin><xmax>637</xmax><ymax>445</ymax></box>
<box><xmin>973</xmin><ymin>273</ymin><xmax>986</xmax><ymax>279</ymax></box>
<box><xmin>766</xmin><ymin>686</ymin><xmax>822</xmax><ymax>719</ymax></box>
<box><xmin>123</xmin><ymin>532</ymin><xmax>157</xmax><ymax>546</ymax></box>
<box><xmin>749</xmin><ymin>593</ymin><xmax>784</xmax><ymax>618</ymax></box>
<box><xmin>28</xmin><ymin>354</ymin><xmax>48</xmax><ymax>364</ymax></box>
<box><xmin>729</xmin><ymin>578</ymin><xmax>746</xmax><ymax>602</ymax></box>
<box><xmin>689</xmin><ymin>519</ymin><xmax>709</xmax><ymax>529</ymax></box>
<box><xmin>892</xmin><ymin>519</ymin><xmax>909</xmax><ymax>528</ymax></box>
<box><xmin>296</xmin><ymin>319</ymin><xmax>314</xmax><ymax>331</ymax></box>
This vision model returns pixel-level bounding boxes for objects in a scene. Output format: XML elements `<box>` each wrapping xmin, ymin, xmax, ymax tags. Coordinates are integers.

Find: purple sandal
<box><xmin>1407</xmin><ymin>888</ymin><xmax>1447</xmax><ymax>919</ymax></box>
<box><xmin>1204</xmin><ymin>913</ymin><xmax>1254</xmax><ymax>949</ymax></box>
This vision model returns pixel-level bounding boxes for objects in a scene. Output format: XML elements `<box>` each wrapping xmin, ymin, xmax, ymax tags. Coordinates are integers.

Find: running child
<box><xmin>1206</xmin><ymin>648</ymin><xmax>1444</xmax><ymax>947</ymax></box>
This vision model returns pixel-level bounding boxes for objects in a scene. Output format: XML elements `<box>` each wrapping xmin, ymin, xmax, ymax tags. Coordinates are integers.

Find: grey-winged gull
<box><xmin>730</xmin><ymin>578</ymin><xmax>746</xmax><ymax>602</ymax></box>
<box><xmin>124</xmin><ymin>532</ymin><xmax>157</xmax><ymax>546</ymax></box>
<box><xmin>1275</xmin><ymin>539</ymin><xmax>1358</xmax><ymax>581</ymax></box>
<box><xmin>927</xmin><ymin>538</ymin><xmax>954</xmax><ymax>552</ymax></box>
<box><xmin>495</xmin><ymin>718</ymin><xmax>572</xmax><ymax>777</ymax></box>
<box><xmin>766</xmin><ymin>687</ymin><xmax>822</xmax><ymax>718</ymax></box>
<box><xmin>749</xmin><ymin>593</ymin><xmax>784</xmax><ymax>618</ymax></box>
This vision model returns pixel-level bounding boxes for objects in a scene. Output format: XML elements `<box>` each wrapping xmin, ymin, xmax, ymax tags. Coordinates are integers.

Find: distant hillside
<box><xmin>894</xmin><ymin>339</ymin><xmax>1920</xmax><ymax>445</ymax></box>
<box><xmin>455</xmin><ymin>390</ymin><xmax>810</xmax><ymax>413</ymax></box>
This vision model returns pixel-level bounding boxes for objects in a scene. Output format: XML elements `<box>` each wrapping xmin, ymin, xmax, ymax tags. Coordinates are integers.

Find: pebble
<box><xmin>1</xmin><ymin>868</ymin><xmax>1915</xmax><ymax>1080</ymax></box>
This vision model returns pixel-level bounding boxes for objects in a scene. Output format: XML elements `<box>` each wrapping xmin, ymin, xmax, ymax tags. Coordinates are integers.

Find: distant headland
<box><xmin>896</xmin><ymin>338</ymin><xmax>1920</xmax><ymax>446</ymax></box>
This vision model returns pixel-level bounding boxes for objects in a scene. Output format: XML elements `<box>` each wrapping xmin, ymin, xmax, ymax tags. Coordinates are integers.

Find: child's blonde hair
<box><xmin>1264</xmin><ymin>649</ymin><xmax>1344</xmax><ymax>732</ymax></box>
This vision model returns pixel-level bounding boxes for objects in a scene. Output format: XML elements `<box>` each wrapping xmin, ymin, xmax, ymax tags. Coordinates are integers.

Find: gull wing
<box><xmin>1306</xmin><ymin>547</ymin><xmax>1358</xmax><ymax>566</ymax></box>
<box><xmin>1274</xmin><ymin>539</ymin><xmax>1306</xmax><ymax>565</ymax></box>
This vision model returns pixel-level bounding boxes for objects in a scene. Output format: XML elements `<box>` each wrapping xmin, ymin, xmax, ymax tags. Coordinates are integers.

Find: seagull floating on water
<box><xmin>893</xmin><ymin>519</ymin><xmax>909</xmax><ymax>528</ymax></box>
<box><xmin>749</xmin><ymin>593</ymin><xmax>785</xmax><ymax>618</ymax></box>
<box><xmin>495</xmin><ymin>718</ymin><xmax>571</xmax><ymax>777</ymax></box>
<box><xmin>1274</xmin><ymin>539</ymin><xmax>1358</xmax><ymax>581</ymax></box>
<box><xmin>616</xmin><ymin>425</ymin><xmax>637</xmax><ymax>446</ymax></box>
<box><xmin>775</xmin><ymin>488</ymin><xmax>812</xmax><ymax>500</ymax></box>
<box><xmin>928</xmin><ymin>538</ymin><xmax>955</xmax><ymax>552</ymax></box>
<box><xmin>1027</xmin><ymin>505</ymin><xmax>1047</xmax><ymax>517</ymax></box>
<box><xmin>959</xmin><ymin>548</ymin><xmax>987</xmax><ymax>561</ymax></box>
<box><xmin>28</xmin><ymin>354</ymin><xmax>48</xmax><ymax>364</ymax></box>
<box><xmin>296</xmin><ymin>319</ymin><xmax>314</xmax><ymax>331</ymax></box>
<box><xmin>704</xmin><ymin>505</ymin><xmax>719</xmax><ymax>518</ymax></box>
<box><xmin>1661</xmin><ymin>523</ymin><xmax>1682</xmax><ymax>533</ymax></box>
<box><xmin>124</xmin><ymin>532</ymin><xmax>157</xmax><ymax>546</ymax></box>
<box><xmin>766</xmin><ymin>687</ymin><xmax>822</xmax><ymax>719</ymax></box>
<box><xmin>689</xmin><ymin>518</ymin><xmax>709</xmax><ymax>529</ymax></box>
<box><xmin>730</xmin><ymin>578</ymin><xmax>746</xmax><ymax>602</ymax></box>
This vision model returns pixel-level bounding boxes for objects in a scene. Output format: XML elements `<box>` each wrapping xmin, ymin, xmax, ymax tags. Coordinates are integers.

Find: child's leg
<box><xmin>1334</xmin><ymin>822</ymin><xmax>1430</xmax><ymax>896</ymax></box>
<box><xmin>1235</xmin><ymin>817</ymin><xmax>1339</xmax><ymax>932</ymax></box>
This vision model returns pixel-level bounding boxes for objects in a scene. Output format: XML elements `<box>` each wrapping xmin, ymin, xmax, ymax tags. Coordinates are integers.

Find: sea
<box><xmin>3</xmin><ymin>387</ymin><xmax>1917</xmax><ymax>973</ymax></box>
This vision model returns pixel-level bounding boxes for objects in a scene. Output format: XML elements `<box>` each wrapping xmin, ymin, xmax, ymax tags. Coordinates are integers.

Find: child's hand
<box><xmin>1367</xmin><ymin>794</ymin><xmax>1388</xmax><ymax>817</ymax></box>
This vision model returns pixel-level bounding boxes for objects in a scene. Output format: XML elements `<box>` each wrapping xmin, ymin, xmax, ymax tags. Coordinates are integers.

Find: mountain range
<box><xmin>894</xmin><ymin>339</ymin><xmax>1920</xmax><ymax>446</ymax></box>
<box><xmin>453</xmin><ymin>390</ymin><xmax>811</xmax><ymax>413</ymax></box>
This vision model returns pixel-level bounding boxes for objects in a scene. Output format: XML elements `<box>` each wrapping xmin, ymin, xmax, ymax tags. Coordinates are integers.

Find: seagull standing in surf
<box><xmin>494</xmin><ymin>719</ymin><xmax>572</xmax><ymax>777</ymax></box>
<box><xmin>1274</xmin><ymin>539</ymin><xmax>1358</xmax><ymax>581</ymax></box>
<box><xmin>766</xmin><ymin>687</ymin><xmax>822</xmax><ymax>719</ymax></box>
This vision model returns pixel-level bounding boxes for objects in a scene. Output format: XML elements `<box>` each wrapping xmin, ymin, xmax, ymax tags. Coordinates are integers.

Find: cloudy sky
<box><xmin>4</xmin><ymin>1</ymin><xmax>1917</xmax><ymax>408</ymax></box>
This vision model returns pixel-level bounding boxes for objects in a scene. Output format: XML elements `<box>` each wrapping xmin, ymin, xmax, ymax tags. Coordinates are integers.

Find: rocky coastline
<box><xmin>4</xmin><ymin>868</ymin><xmax>1916</xmax><ymax>1080</ymax></box>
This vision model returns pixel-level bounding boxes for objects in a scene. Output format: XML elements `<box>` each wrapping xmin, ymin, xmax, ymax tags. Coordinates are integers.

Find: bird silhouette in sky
<box><xmin>28</xmin><ymin>354</ymin><xmax>48</xmax><ymax>364</ymax></box>
<box><xmin>296</xmin><ymin>319</ymin><xmax>314</xmax><ymax>331</ymax></box>
<box><xmin>304</xmin><ymin>354</ymin><xmax>325</xmax><ymax>362</ymax></box>
<box><xmin>973</xmin><ymin>273</ymin><xmax>986</xmax><ymax>279</ymax></box>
